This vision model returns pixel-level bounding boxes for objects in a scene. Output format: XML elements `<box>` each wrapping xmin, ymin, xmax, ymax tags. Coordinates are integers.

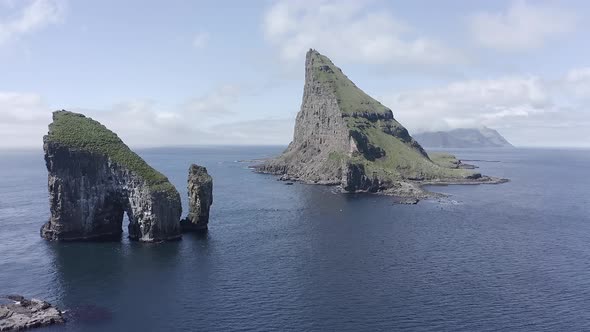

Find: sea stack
<box><xmin>180</xmin><ymin>164</ymin><xmax>213</xmax><ymax>232</ymax></box>
<box><xmin>41</xmin><ymin>110</ymin><xmax>182</xmax><ymax>242</ymax></box>
<box><xmin>257</xmin><ymin>49</ymin><xmax>503</xmax><ymax>198</ymax></box>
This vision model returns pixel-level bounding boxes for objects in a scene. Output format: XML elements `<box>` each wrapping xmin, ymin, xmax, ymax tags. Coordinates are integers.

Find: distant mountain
<box><xmin>414</xmin><ymin>127</ymin><xmax>513</xmax><ymax>148</ymax></box>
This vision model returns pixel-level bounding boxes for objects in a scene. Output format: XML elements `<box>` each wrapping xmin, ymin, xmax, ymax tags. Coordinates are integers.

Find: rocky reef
<box><xmin>0</xmin><ymin>295</ymin><xmax>64</xmax><ymax>331</ymax></box>
<box><xmin>256</xmin><ymin>49</ymin><xmax>506</xmax><ymax>199</ymax></box>
<box><xmin>180</xmin><ymin>164</ymin><xmax>213</xmax><ymax>232</ymax></box>
<box><xmin>41</xmin><ymin>111</ymin><xmax>182</xmax><ymax>242</ymax></box>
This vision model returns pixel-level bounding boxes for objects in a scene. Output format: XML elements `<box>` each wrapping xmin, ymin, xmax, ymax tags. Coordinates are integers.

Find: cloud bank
<box><xmin>263</xmin><ymin>0</ymin><xmax>463</xmax><ymax>67</ymax></box>
<box><xmin>0</xmin><ymin>86</ymin><xmax>294</xmax><ymax>149</ymax></box>
<box><xmin>469</xmin><ymin>0</ymin><xmax>577</xmax><ymax>52</ymax></box>
<box><xmin>384</xmin><ymin>69</ymin><xmax>590</xmax><ymax>147</ymax></box>
<box><xmin>0</xmin><ymin>0</ymin><xmax>65</xmax><ymax>46</ymax></box>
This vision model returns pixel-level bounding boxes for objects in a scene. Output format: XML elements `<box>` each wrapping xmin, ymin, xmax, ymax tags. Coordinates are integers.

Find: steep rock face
<box><xmin>180</xmin><ymin>164</ymin><xmax>213</xmax><ymax>232</ymax></box>
<box><xmin>256</xmin><ymin>49</ymin><xmax>481</xmax><ymax>193</ymax></box>
<box><xmin>41</xmin><ymin>111</ymin><xmax>182</xmax><ymax>242</ymax></box>
<box><xmin>260</xmin><ymin>52</ymin><xmax>352</xmax><ymax>184</ymax></box>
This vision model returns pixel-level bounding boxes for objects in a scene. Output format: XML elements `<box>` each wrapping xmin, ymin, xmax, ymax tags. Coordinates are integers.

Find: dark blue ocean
<box><xmin>1</xmin><ymin>146</ymin><xmax>589</xmax><ymax>331</ymax></box>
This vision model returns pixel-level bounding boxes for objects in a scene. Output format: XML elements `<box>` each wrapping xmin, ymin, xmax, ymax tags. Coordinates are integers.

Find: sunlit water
<box><xmin>1</xmin><ymin>146</ymin><xmax>589</xmax><ymax>331</ymax></box>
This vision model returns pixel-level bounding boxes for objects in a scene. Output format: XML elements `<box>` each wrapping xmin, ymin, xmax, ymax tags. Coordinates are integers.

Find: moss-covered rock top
<box><xmin>46</xmin><ymin>110</ymin><xmax>178</xmax><ymax>196</ymax></box>
<box><xmin>308</xmin><ymin>49</ymin><xmax>391</xmax><ymax>116</ymax></box>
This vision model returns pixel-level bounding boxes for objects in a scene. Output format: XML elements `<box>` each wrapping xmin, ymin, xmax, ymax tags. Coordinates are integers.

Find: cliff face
<box><xmin>257</xmin><ymin>49</ymin><xmax>484</xmax><ymax>195</ymax></box>
<box><xmin>414</xmin><ymin>127</ymin><xmax>513</xmax><ymax>148</ymax></box>
<box><xmin>261</xmin><ymin>50</ymin><xmax>352</xmax><ymax>184</ymax></box>
<box><xmin>180</xmin><ymin>164</ymin><xmax>213</xmax><ymax>232</ymax></box>
<box><xmin>41</xmin><ymin>111</ymin><xmax>182</xmax><ymax>242</ymax></box>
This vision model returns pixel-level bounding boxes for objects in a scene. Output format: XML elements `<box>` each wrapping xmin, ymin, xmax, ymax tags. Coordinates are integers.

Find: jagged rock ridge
<box><xmin>41</xmin><ymin>110</ymin><xmax>182</xmax><ymax>242</ymax></box>
<box><xmin>414</xmin><ymin>127</ymin><xmax>513</xmax><ymax>148</ymax></box>
<box><xmin>180</xmin><ymin>164</ymin><xmax>213</xmax><ymax>232</ymax></box>
<box><xmin>257</xmin><ymin>49</ymin><xmax>503</xmax><ymax>196</ymax></box>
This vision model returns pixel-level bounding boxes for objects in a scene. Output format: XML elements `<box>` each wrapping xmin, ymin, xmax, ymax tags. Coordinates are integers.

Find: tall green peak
<box><xmin>256</xmin><ymin>49</ymin><xmax>491</xmax><ymax>195</ymax></box>
<box><xmin>306</xmin><ymin>49</ymin><xmax>391</xmax><ymax>116</ymax></box>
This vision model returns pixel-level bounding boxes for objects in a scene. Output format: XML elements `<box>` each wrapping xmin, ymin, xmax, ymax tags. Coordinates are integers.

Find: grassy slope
<box><xmin>429</xmin><ymin>152</ymin><xmax>461</xmax><ymax>169</ymax></box>
<box><xmin>311</xmin><ymin>52</ymin><xmax>390</xmax><ymax>116</ymax></box>
<box><xmin>309</xmin><ymin>51</ymin><xmax>472</xmax><ymax>180</ymax></box>
<box><xmin>46</xmin><ymin>111</ymin><xmax>178</xmax><ymax>196</ymax></box>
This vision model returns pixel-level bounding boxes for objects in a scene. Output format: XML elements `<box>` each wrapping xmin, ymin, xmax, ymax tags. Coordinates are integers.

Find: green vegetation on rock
<box><xmin>257</xmin><ymin>49</ymin><xmax>491</xmax><ymax>194</ymax></box>
<box><xmin>328</xmin><ymin>151</ymin><xmax>346</xmax><ymax>162</ymax></box>
<box><xmin>310</xmin><ymin>51</ymin><xmax>390</xmax><ymax>116</ymax></box>
<box><xmin>308</xmin><ymin>50</ymin><xmax>474</xmax><ymax>182</ymax></box>
<box><xmin>429</xmin><ymin>152</ymin><xmax>461</xmax><ymax>169</ymax></box>
<box><xmin>46</xmin><ymin>110</ymin><xmax>177</xmax><ymax>196</ymax></box>
<box><xmin>363</xmin><ymin>128</ymin><xmax>470</xmax><ymax>179</ymax></box>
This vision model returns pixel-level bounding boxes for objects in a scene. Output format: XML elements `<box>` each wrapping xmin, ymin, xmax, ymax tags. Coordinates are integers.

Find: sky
<box><xmin>1</xmin><ymin>0</ymin><xmax>590</xmax><ymax>148</ymax></box>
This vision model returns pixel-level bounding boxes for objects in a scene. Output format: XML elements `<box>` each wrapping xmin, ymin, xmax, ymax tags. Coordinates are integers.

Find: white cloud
<box><xmin>564</xmin><ymin>68</ymin><xmax>590</xmax><ymax>99</ymax></box>
<box><xmin>469</xmin><ymin>0</ymin><xmax>576</xmax><ymax>51</ymax></box>
<box><xmin>0</xmin><ymin>84</ymin><xmax>292</xmax><ymax>149</ymax></box>
<box><xmin>192</xmin><ymin>31</ymin><xmax>209</xmax><ymax>49</ymax></box>
<box><xmin>77</xmin><ymin>100</ymin><xmax>197</xmax><ymax>147</ymax></box>
<box><xmin>0</xmin><ymin>0</ymin><xmax>66</xmax><ymax>46</ymax></box>
<box><xmin>0</xmin><ymin>92</ymin><xmax>51</xmax><ymax>148</ymax></box>
<box><xmin>75</xmin><ymin>91</ymin><xmax>293</xmax><ymax>147</ymax></box>
<box><xmin>386</xmin><ymin>76</ymin><xmax>552</xmax><ymax>134</ymax></box>
<box><xmin>205</xmin><ymin>118</ymin><xmax>294</xmax><ymax>145</ymax></box>
<box><xmin>0</xmin><ymin>92</ymin><xmax>48</xmax><ymax>122</ymax></box>
<box><xmin>380</xmin><ymin>70</ymin><xmax>590</xmax><ymax>146</ymax></box>
<box><xmin>72</xmin><ymin>85</ymin><xmax>244</xmax><ymax>147</ymax></box>
<box><xmin>263</xmin><ymin>0</ymin><xmax>463</xmax><ymax>66</ymax></box>
<box><xmin>0</xmin><ymin>85</ymin><xmax>235</xmax><ymax>148</ymax></box>
<box><xmin>181</xmin><ymin>84</ymin><xmax>240</xmax><ymax>117</ymax></box>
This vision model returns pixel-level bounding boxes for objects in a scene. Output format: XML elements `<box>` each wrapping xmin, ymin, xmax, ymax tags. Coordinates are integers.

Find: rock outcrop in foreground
<box><xmin>414</xmin><ymin>127</ymin><xmax>513</xmax><ymax>148</ymax></box>
<box><xmin>41</xmin><ymin>111</ymin><xmax>182</xmax><ymax>242</ymax></box>
<box><xmin>180</xmin><ymin>164</ymin><xmax>213</xmax><ymax>232</ymax></box>
<box><xmin>256</xmin><ymin>49</ymin><xmax>505</xmax><ymax>198</ymax></box>
<box><xmin>0</xmin><ymin>295</ymin><xmax>64</xmax><ymax>331</ymax></box>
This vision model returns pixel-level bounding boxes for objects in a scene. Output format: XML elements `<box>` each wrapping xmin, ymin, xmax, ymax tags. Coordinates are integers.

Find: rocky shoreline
<box><xmin>254</xmin><ymin>160</ymin><xmax>508</xmax><ymax>204</ymax></box>
<box><xmin>0</xmin><ymin>296</ymin><xmax>64</xmax><ymax>331</ymax></box>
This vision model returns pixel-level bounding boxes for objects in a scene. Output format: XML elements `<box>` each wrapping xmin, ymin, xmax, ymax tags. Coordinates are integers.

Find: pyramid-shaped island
<box><xmin>256</xmin><ymin>49</ymin><xmax>506</xmax><ymax>199</ymax></box>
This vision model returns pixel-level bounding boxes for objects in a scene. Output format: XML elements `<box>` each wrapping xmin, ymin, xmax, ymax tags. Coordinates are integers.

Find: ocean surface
<box><xmin>1</xmin><ymin>146</ymin><xmax>589</xmax><ymax>331</ymax></box>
